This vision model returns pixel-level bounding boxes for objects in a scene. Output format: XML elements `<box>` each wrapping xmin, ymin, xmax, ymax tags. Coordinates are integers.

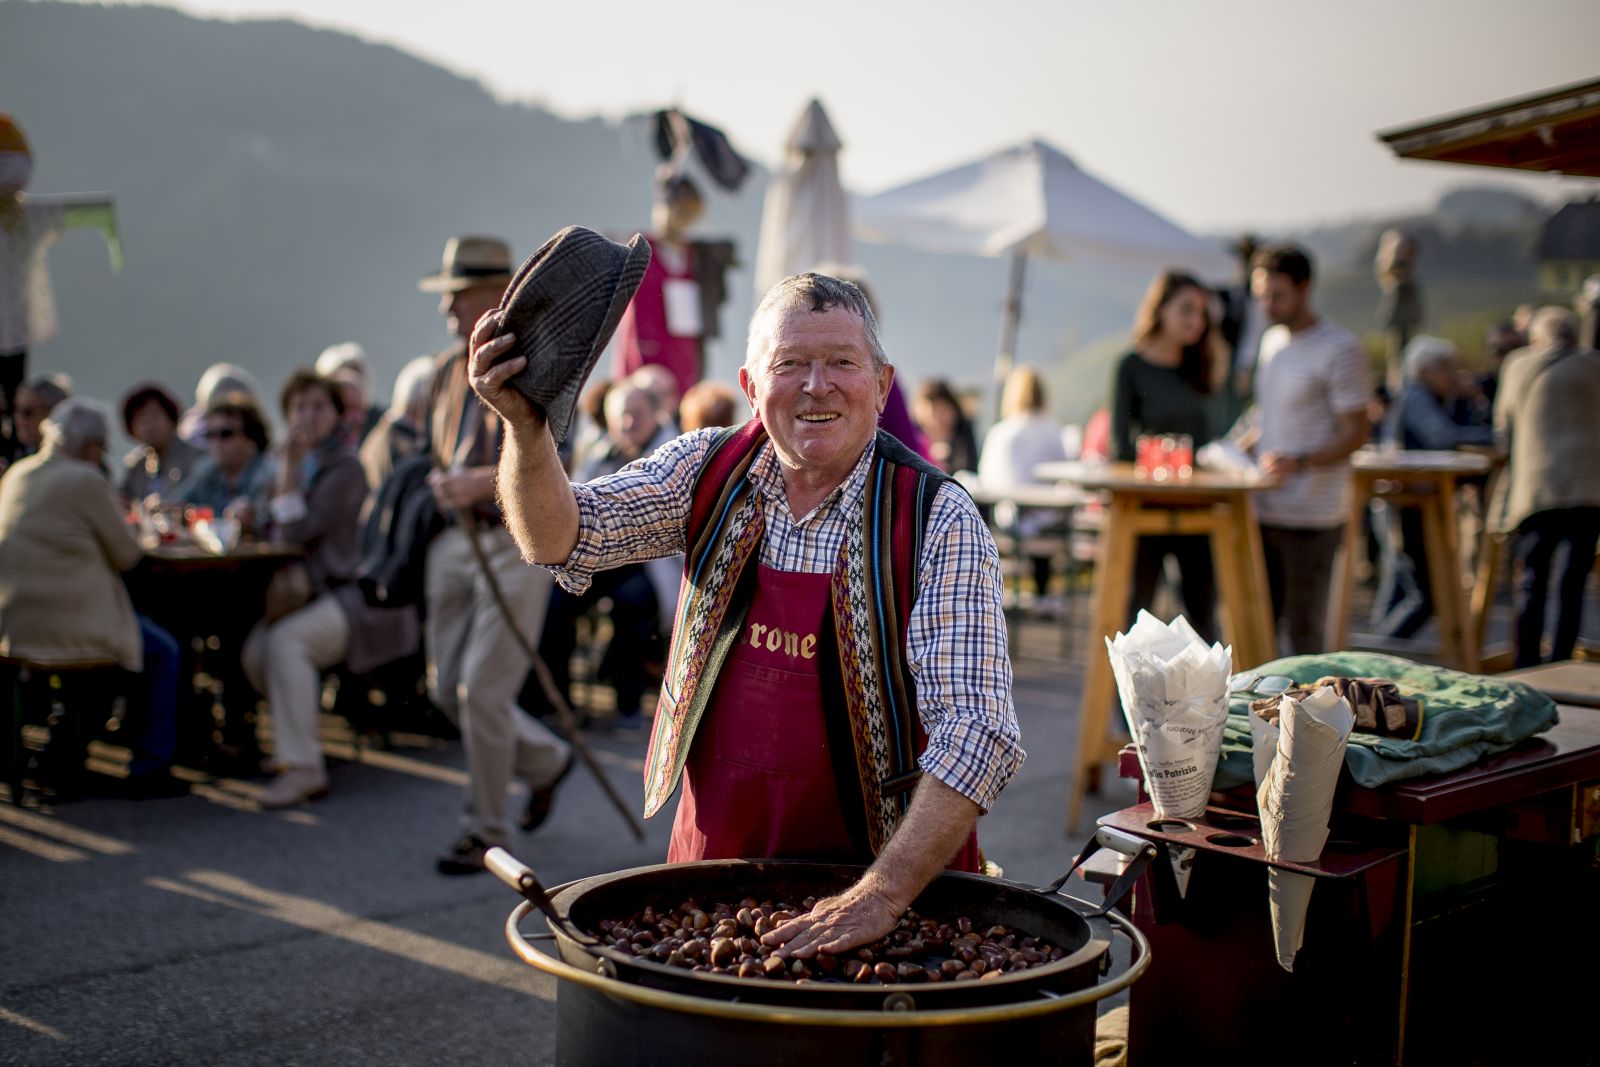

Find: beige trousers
<box><xmin>241</xmin><ymin>595</ymin><xmax>350</xmax><ymax>772</ymax></box>
<box><xmin>425</xmin><ymin>524</ymin><xmax>569</xmax><ymax>845</ymax></box>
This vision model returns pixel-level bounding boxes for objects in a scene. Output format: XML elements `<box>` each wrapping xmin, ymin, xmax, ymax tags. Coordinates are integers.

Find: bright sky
<box><xmin>63</xmin><ymin>0</ymin><xmax>1600</xmax><ymax>230</ymax></box>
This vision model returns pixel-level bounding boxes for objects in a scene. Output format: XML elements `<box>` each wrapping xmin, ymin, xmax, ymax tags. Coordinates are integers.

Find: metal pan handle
<box><xmin>485</xmin><ymin>847</ymin><xmax>599</xmax><ymax>946</ymax></box>
<box><xmin>1040</xmin><ymin>826</ymin><xmax>1157</xmax><ymax>918</ymax></box>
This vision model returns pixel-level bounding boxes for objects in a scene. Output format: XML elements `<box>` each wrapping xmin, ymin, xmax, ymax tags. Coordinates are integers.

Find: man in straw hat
<box><xmin>417</xmin><ymin>235</ymin><xmax>572</xmax><ymax>875</ymax></box>
<box><xmin>471</xmin><ymin>267</ymin><xmax>1024</xmax><ymax>956</ymax></box>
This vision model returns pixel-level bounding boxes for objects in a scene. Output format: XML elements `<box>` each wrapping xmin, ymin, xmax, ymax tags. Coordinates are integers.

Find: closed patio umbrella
<box><xmin>754</xmin><ymin>99</ymin><xmax>853</xmax><ymax>297</ymax></box>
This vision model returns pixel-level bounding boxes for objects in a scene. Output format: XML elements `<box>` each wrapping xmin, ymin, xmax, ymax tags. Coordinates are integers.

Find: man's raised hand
<box><xmin>467</xmin><ymin>310</ymin><xmax>540</xmax><ymax>428</ymax></box>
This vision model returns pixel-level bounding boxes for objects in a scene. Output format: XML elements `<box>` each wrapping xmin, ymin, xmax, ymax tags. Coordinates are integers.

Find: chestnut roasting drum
<box><xmin>487</xmin><ymin>829</ymin><xmax>1156</xmax><ymax>1067</ymax></box>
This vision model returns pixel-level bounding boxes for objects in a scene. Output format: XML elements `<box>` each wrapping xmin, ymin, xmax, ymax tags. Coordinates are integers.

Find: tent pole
<box><xmin>993</xmin><ymin>250</ymin><xmax>1028</xmax><ymax>422</ymax></box>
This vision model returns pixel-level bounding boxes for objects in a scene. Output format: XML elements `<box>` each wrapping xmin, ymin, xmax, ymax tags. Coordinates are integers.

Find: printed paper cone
<box><xmin>1140</xmin><ymin>714</ymin><xmax>1225</xmax><ymax>819</ymax></box>
<box><xmin>1105</xmin><ymin>611</ymin><xmax>1233</xmax><ymax>822</ymax></box>
<box><xmin>1267</xmin><ymin>868</ymin><xmax>1315</xmax><ymax>972</ymax></box>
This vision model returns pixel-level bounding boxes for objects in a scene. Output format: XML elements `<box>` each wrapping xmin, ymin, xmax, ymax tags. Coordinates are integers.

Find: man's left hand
<box><xmin>428</xmin><ymin>466</ymin><xmax>495</xmax><ymax>510</ymax></box>
<box><xmin>761</xmin><ymin>880</ymin><xmax>903</xmax><ymax>959</ymax></box>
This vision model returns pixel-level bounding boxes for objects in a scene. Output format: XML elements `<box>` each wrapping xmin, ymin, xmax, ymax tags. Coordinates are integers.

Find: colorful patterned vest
<box><xmin>641</xmin><ymin>419</ymin><xmax>952</xmax><ymax>856</ymax></box>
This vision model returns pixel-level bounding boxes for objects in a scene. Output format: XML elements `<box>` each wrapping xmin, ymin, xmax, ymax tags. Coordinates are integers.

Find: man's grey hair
<box><xmin>1529</xmin><ymin>306</ymin><xmax>1578</xmax><ymax>350</ymax></box>
<box><xmin>744</xmin><ymin>273</ymin><xmax>888</xmax><ymax>373</ymax></box>
<box><xmin>42</xmin><ymin>396</ymin><xmax>113</xmax><ymax>458</ymax></box>
<box><xmin>1400</xmin><ymin>335</ymin><xmax>1457</xmax><ymax>382</ymax></box>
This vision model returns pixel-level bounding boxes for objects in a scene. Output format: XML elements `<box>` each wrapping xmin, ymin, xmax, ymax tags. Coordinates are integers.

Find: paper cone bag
<box><xmin>1105</xmin><ymin>611</ymin><xmax>1233</xmax><ymax>821</ymax></box>
<box><xmin>1256</xmin><ymin>686</ymin><xmax>1356</xmax><ymax>972</ymax></box>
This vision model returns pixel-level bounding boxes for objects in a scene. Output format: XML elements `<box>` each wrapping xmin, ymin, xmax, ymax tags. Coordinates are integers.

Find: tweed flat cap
<box><xmin>491</xmin><ymin>226</ymin><xmax>652</xmax><ymax>444</ymax></box>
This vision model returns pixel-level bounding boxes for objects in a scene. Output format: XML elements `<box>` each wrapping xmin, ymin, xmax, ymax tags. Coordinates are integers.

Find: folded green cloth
<box><xmin>1215</xmin><ymin>652</ymin><xmax>1559</xmax><ymax>790</ymax></box>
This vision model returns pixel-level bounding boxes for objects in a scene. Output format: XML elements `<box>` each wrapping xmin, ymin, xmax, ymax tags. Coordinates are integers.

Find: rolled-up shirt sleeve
<box><xmin>547</xmin><ymin>428</ymin><xmax>719</xmax><ymax>595</ymax></box>
<box><xmin>908</xmin><ymin>483</ymin><xmax>1024</xmax><ymax>811</ymax></box>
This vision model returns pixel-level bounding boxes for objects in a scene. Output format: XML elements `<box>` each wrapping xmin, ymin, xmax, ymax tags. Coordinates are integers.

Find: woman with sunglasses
<box><xmin>171</xmin><ymin>391</ymin><xmax>275</xmax><ymax>518</ymax></box>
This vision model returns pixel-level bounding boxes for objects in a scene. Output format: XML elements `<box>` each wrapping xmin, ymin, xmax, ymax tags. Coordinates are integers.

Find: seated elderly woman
<box><xmin>0</xmin><ymin>398</ymin><xmax>185</xmax><ymax>797</ymax></box>
<box><xmin>1375</xmin><ymin>335</ymin><xmax>1495</xmax><ymax>639</ymax></box>
<box><xmin>119</xmin><ymin>381</ymin><xmax>205</xmax><ymax>502</ymax></box>
<box><xmin>172</xmin><ymin>392</ymin><xmax>276</xmax><ymax>523</ymax></box>
<box><xmin>241</xmin><ymin>369</ymin><xmax>417</xmax><ymax>808</ymax></box>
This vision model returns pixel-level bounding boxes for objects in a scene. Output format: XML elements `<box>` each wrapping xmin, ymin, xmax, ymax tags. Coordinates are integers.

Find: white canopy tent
<box><xmin>853</xmin><ymin>139</ymin><xmax>1234</xmax><ymax>401</ymax></box>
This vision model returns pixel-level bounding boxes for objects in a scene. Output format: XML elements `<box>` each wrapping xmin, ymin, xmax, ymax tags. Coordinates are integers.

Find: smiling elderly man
<box><xmin>471</xmin><ymin>272</ymin><xmax>1023</xmax><ymax>957</ymax></box>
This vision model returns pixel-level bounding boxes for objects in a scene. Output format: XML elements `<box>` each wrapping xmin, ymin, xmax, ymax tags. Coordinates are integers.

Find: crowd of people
<box><xmin>2</xmin><ymin>226</ymin><xmax>1597</xmax><ymax>875</ymax></box>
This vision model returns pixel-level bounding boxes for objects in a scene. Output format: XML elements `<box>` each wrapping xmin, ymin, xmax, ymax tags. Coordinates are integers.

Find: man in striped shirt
<box><xmin>1236</xmin><ymin>245</ymin><xmax>1372</xmax><ymax>655</ymax></box>
<box><xmin>470</xmin><ymin>273</ymin><xmax>1023</xmax><ymax>959</ymax></box>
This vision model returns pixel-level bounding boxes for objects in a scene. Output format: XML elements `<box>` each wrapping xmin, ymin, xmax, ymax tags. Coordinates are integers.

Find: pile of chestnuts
<box><xmin>591</xmin><ymin>896</ymin><xmax>1066</xmax><ymax>985</ymax></box>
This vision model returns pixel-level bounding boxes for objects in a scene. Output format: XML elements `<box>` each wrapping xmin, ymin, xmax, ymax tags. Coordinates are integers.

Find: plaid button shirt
<box><xmin>551</xmin><ymin>428</ymin><xmax>1024</xmax><ymax>811</ymax></box>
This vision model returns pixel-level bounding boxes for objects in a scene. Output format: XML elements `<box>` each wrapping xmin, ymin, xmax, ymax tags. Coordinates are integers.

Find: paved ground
<box><xmin>0</xmin><ymin>603</ymin><xmax>1139</xmax><ymax>1067</ymax></box>
<box><xmin>6</xmin><ymin>562</ymin><xmax>1592</xmax><ymax>1066</ymax></box>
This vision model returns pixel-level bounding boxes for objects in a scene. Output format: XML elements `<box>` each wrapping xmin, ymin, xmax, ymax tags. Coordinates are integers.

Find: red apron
<box><xmin>668</xmin><ymin>564</ymin><xmax>980</xmax><ymax>872</ymax></box>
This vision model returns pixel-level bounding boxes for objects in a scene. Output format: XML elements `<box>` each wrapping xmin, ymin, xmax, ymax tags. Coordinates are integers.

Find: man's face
<box><xmin>1252</xmin><ymin>269</ymin><xmax>1310</xmax><ymax>327</ymax></box>
<box><xmin>205</xmin><ymin>411</ymin><xmax>257</xmax><ymax>475</ymax></box>
<box><xmin>441</xmin><ymin>284</ymin><xmax>502</xmax><ymax>341</ymax></box>
<box><xmin>739</xmin><ymin>305</ymin><xmax>892</xmax><ymax>487</ymax></box>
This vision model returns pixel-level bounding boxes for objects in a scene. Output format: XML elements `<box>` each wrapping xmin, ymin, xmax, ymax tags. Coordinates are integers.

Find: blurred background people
<box><xmin>359</xmin><ymin>353</ymin><xmax>435</xmax><ymax>488</ymax></box>
<box><xmin>240</xmin><ymin>370</ymin><xmax>374</xmax><ymax>807</ymax></box>
<box><xmin>119</xmin><ymin>381</ymin><xmax>203</xmax><ymax>502</ymax></box>
<box><xmin>679</xmin><ymin>379</ymin><xmax>740</xmax><ymax>432</ymax></box>
<box><xmin>1111</xmin><ymin>269</ymin><xmax>1222</xmax><ymax>642</ymax></box>
<box><xmin>978</xmin><ymin>364</ymin><xmax>1069</xmax><ymax>600</ymax></box>
<box><xmin>0</xmin><ymin>398</ymin><xmax>183</xmax><ymax>797</ymax></box>
<box><xmin>1478</xmin><ymin>320</ymin><xmax>1526</xmax><ymax>411</ymax></box>
<box><xmin>1374</xmin><ymin>336</ymin><xmax>1494</xmax><ymax>639</ymax></box>
<box><xmin>528</xmin><ymin>381</ymin><xmax>667</xmax><ymax>739</ymax></box>
<box><xmin>317</xmin><ymin>341</ymin><xmax>383</xmax><ymax>444</ymax></box>
<box><xmin>1494</xmin><ymin>307</ymin><xmax>1600</xmax><ymax>667</ymax></box>
<box><xmin>9</xmin><ymin>372</ymin><xmax>71</xmax><ymax>463</ymax></box>
<box><xmin>628</xmin><ymin>363</ymin><xmax>682</xmax><ymax>437</ymax></box>
<box><xmin>173</xmin><ymin>392</ymin><xmax>275</xmax><ymax>520</ymax></box>
<box><xmin>1237</xmin><ymin>245</ymin><xmax>1371</xmax><ymax>655</ymax></box>
<box><xmin>913</xmin><ymin>378</ymin><xmax>977</xmax><ymax>475</ymax></box>
<box><xmin>180</xmin><ymin>363</ymin><xmax>262</xmax><ymax>445</ymax></box>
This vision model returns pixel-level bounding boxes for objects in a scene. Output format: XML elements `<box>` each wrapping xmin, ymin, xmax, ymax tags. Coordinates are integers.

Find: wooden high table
<box><xmin>1328</xmin><ymin>450</ymin><xmax>1491</xmax><ymax>671</ymax></box>
<box><xmin>1037</xmin><ymin>461</ymin><xmax>1279</xmax><ymax>831</ymax></box>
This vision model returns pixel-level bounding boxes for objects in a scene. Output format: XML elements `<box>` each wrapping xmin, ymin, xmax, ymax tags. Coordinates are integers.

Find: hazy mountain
<box><xmin>1</xmin><ymin>1</ymin><xmax>1552</xmax><ymax>435</ymax></box>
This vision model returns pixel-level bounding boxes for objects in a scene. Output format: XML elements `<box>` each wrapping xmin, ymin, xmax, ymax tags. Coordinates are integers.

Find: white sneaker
<box><xmin>258</xmin><ymin>766</ymin><xmax>330</xmax><ymax>809</ymax></box>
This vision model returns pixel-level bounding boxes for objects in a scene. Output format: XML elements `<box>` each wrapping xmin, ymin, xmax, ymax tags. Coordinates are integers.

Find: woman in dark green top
<box><xmin>1110</xmin><ymin>270</ymin><xmax>1223</xmax><ymax>642</ymax></box>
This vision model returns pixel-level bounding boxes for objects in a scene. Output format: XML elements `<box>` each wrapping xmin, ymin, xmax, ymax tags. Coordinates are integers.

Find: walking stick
<box><xmin>456</xmin><ymin>506</ymin><xmax>645</xmax><ymax>842</ymax></box>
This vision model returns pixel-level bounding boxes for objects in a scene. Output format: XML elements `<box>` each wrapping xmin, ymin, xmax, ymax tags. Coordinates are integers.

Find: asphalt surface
<box><xmin>1</xmin><ymin>607</ymin><xmax>1134</xmax><ymax>1066</ymax></box>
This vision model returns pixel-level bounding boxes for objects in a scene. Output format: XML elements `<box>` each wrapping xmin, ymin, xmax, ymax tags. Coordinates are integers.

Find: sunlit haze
<box><xmin>43</xmin><ymin>0</ymin><xmax>1600</xmax><ymax>230</ymax></box>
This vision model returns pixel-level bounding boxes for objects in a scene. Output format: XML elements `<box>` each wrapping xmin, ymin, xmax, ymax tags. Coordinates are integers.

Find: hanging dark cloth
<box><xmin>653</xmin><ymin>109</ymin><xmax>750</xmax><ymax>192</ymax></box>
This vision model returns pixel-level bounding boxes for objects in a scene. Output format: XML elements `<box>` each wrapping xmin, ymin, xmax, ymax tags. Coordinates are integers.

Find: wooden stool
<box><xmin>2</xmin><ymin>655</ymin><xmax>123</xmax><ymax>803</ymax></box>
<box><xmin>1330</xmin><ymin>451</ymin><xmax>1490</xmax><ymax>671</ymax></box>
<box><xmin>1037</xmin><ymin>462</ymin><xmax>1279</xmax><ymax>832</ymax></box>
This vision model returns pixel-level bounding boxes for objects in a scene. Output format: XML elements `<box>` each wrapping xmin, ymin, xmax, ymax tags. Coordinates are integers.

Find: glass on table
<box><xmin>1173</xmin><ymin>434</ymin><xmax>1194</xmax><ymax>479</ymax></box>
<box><xmin>1135</xmin><ymin>435</ymin><xmax>1158</xmax><ymax>479</ymax></box>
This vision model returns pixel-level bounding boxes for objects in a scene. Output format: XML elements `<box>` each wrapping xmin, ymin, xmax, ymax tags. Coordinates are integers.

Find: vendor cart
<box><xmin>1104</xmin><ymin>706</ymin><xmax>1600</xmax><ymax>1065</ymax></box>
